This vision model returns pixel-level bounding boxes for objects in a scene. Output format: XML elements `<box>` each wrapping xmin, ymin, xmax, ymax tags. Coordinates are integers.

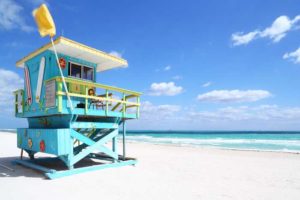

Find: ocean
<box><xmin>126</xmin><ymin>131</ymin><xmax>300</xmax><ymax>153</ymax></box>
<box><xmin>2</xmin><ymin>129</ymin><xmax>300</xmax><ymax>153</ymax></box>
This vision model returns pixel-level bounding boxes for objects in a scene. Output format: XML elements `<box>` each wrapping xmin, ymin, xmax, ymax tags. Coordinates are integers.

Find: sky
<box><xmin>1</xmin><ymin>0</ymin><xmax>300</xmax><ymax>130</ymax></box>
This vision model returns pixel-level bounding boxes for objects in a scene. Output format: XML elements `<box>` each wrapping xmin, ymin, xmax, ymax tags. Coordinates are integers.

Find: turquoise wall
<box><xmin>23</xmin><ymin>49</ymin><xmax>97</xmax><ymax>119</ymax></box>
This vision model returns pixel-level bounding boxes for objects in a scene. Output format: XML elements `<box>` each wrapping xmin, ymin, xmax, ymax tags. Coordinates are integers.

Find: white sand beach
<box><xmin>0</xmin><ymin>131</ymin><xmax>300</xmax><ymax>200</ymax></box>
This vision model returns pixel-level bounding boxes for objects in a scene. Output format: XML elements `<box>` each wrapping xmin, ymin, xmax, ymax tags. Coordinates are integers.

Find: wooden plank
<box><xmin>126</xmin><ymin>105</ymin><xmax>138</xmax><ymax>109</ymax></box>
<box><xmin>125</xmin><ymin>94</ymin><xmax>138</xmax><ymax>99</ymax></box>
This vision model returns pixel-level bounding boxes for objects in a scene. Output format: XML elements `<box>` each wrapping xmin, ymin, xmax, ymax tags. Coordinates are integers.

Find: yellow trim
<box><xmin>16</xmin><ymin>37</ymin><xmax>59</xmax><ymax>67</ymax></box>
<box><xmin>16</xmin><ymin>36</ymin><xmax>128</xmax><ymax>68</ymax></box>
<box><xmin>47</xmin><ymin>76</ymin><xmax>142</xmax><ymax>96</ymax></box>
<box><xmin>60</xmin><ymin>37</ymin><xmax>127</xmax><ymax>66</ymax></box>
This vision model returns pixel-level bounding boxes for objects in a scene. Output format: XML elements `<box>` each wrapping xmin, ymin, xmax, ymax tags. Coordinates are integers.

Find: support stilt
<box><xmin>122</xmin><ymin>120</ymin><xmax>126</xmax><ymax>160</ymax></box>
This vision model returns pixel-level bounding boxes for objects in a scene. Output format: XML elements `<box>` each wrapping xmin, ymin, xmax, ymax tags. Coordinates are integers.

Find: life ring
<box><xmin>59</xmin><ymin>57</ymin><xmax>66</xmax><ymax>69</ymax></box>
<box><xmin>40</xmin><ymin>140</ymin><xmax>45</xmax><ymax>152</ymax></box>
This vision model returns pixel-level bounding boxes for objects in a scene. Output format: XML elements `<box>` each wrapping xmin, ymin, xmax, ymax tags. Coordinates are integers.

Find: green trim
<box><xmin>85</xmin><ymin>86</ymin><xmax>88</xmax><ymax>114</ymax></box>
<box><xmin>14</xmin><ymin>91</ymin><xmax>18</xmax><ymax>114</ymax></box>
<box><xmin>105</xmin><ymin>90</ymin><xmax>108</xmax><ymax>115</ymax></box>
<box><xmin>122</xmin><ymin>93</ymin><xmax>126</xmax><ymax>118</ymax></box>
<box><xmin>57</xmin><ymin>81</ymin><xmax>63</xmax><ymax>113</ymax></box>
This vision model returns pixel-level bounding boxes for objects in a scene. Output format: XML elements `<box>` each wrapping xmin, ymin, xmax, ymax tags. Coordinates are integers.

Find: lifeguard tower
<box><xmin>13</xmin><ymin>37</ymin><xmax>141</xmax><ymax>179</ymax></box>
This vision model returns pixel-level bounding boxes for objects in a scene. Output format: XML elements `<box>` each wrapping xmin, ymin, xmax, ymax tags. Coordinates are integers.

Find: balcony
<box><xmin>14</xmin><ymin>76</ymin><xmax>141</xmax><ymax>119</ymax></box>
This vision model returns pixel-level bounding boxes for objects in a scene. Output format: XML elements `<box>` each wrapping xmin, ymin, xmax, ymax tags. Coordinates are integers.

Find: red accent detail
<box><xmin>40</xmin><ymin>140</ymin><xmax>45</xmax><ymax>152</ymax></box>
<box><xmin>59</xmin><ymin>58</ymin><xmax>66</xmax><ymax>69</ymax></box>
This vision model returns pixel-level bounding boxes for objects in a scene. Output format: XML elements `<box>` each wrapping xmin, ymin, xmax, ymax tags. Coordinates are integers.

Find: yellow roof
<box><xmin>16</xmin><ymin>37</ymin><xmax>128</xmax><ymax>72</ymax></box>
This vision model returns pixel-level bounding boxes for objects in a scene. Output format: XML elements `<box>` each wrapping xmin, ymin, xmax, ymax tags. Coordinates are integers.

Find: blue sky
<box><xmin>1</xmin><ymin>0</ymin><xmax>300</xmax><ymax>130</ymax></box>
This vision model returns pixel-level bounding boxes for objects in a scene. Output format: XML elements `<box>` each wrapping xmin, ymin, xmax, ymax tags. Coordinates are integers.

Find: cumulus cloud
<box><xmin>232</xmin><ymin>15</ymin><xmax>300</xmax><ymax>46</ymax></box>
<box><xmin>197</xmin><ymin>90</ymin><xmax>271</xmax><ymax>103</ymax></box>
<box><xmin>231</xmin><ymin>31</ymin><xmax>260</xmax><ymax>46</ymax></box>
<box><xmin>0</xmin><ymin>68</ymin><xmax>23</xmax><ymax>106</ymax></box>
<box><xmin>189</xmin><ymin>106</ymin><xmax>251</xmax><ymax>121</ymax></box>
<box><xmin>283</xmin><ymin>47</ymin><xmax>300</xmax><ymax>64</ymax></box>
<box><xmin>130</xmin><ymin>103</ymin><xmax>300</xmax><ymax>130</ymax></box>
<box><xmin>0</xmin><ymin>0</ymin><xmax>34</xmax><ymax>32</ymax></box>
<box><xmin>202</xmin><ymin>81</ymin><xmax>212</xmax><ymax>88</ymax></box>
<box><xmin>140</xmin><ymin>101</ymin><xmax>181</xmax><ymax>120</ymax></box>
<box><xmin>149</xmin><ymin>82</ymin><xmax>183</xmax><ymax>96</ymax></box>
<box><xmin>188</xmin><ymin>105</ymin><xmax>300</xmax><ymax>122</ymax></box>
<box><xmin>109</xmin><ymin>51</ymin><xmax>122</xmax><ymax>58</ymax></box>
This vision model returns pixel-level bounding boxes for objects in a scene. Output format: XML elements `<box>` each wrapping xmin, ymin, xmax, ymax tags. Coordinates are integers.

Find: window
<box><xmin>70</xmin><ymin>63</ymin><xmax>81</xmax><ymax>78</ymax></box>
<box><xmin>69</xmin><ymin>62</ymin><xmax>94</xmax><ymax>81</ymax></box>
<box><xmin>83</xmin><ymin>66</ymin><xmax>93</xmax><ymax>81</ymax></box>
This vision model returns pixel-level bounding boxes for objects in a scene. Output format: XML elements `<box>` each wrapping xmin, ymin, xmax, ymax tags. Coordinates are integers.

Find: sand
<box><xmin>0</xmin><ymin>131</ymin><xmax>300</xmax><ymax>200</ymax></box>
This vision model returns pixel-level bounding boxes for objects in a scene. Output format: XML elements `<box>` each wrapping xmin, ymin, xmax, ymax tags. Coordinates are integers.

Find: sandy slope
<box><xmin>0</xmin><ymin>132</ymin><xmax>300</xmax><ymax>200</ymax></box>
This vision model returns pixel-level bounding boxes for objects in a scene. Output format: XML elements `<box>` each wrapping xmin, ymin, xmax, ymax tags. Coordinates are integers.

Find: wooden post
<box><xmin>105</xmin><ymin>89</ymin><xmax>108</xmax><ymax>116</ymax></box>
<box><xmin>15</xmin><ymin>92</ymin><xmax>18</xmax><ymax>114</ymax></box>
<box><xmin>22</xmin><ymin>90</ymin><xmax>24</xmax><ymax>113</ymax></box>
<box><xmin>20</xmin><ymin>149</ymin><xmax>23</xmax><ymax>160</ymax></box>
<box><xmin>57</xmin><ymin>81</ymin><xmax>63</xmax><ymax>113</ymax></box>
<box><xmin>122</xmin><ymin>93</ymin><xmax>126</xmax><ymax>118</ymax></box>
<box><xmin>85</xmin><ymin>86</ymin><xmax>88</xmax><ymax>114</ymax></box>
<box><xmin>112</xmin><ymin>130</ymin><xmax>118</xmax><ymax>162</ymax></box>
<box><xmin>122</xmin><ymin>120</ymin><xmax>126</xmax><ymax>160</ymax></box>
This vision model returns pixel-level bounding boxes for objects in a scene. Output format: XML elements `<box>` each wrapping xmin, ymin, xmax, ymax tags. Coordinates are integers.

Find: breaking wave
<box><xmin>126</xmin><ymin>134</ymin><xmax>300</xmax><ymax>153</ymax></box>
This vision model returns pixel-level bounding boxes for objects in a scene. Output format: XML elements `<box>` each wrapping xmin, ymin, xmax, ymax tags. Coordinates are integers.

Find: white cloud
<box><xmin>0</xmin><ymin>0</ymin><xmax>34</xmax><ymax>32</ymax></box>
<box><xmin>231</xmin><ymin>31</ymin><xmax>260</xmax><ymax>46</ymax></box>
<box><xmin>283</xmin><ymin>47</ymin><xmax>300</xmax><ymax>64</ymax></box>
<box><xmin>202</xmin><ymin>81</ymin><xmax>212</xmax><ymax>88</ymax></box>
<box><xmin>232</xmin><ymin>15</ymin><xmax>300</xmax><ymax>46</ymax></box>
<box><xmin>128</xmin><ymin>101</ymin><xmax>182</xmax><ymax>129</ymax></box>
<box><xmin>172</xmin><ymin>75</ymin><xmax>182</xmax><ymax>80</ymax></box>
<box><xmin>149</xmin><ymin>82</ymin><xmax>183</xmax><ymax>96</ymax></box>
<box><xmin>129</xmin><ymin>103</ymin><xmax>300</xmax><ymax>130</ymax></box>
<box><xmin>188</xmin><ymin>105</ymin><xmax>300</xmax><ymax>122</ymax></box>
<box><xmin>197</xmin><ymin>90</ymin><xmax>271</xmax><ymax>103</ymax></box>
<box><xmin>164</xmin><ymin>65</ymin><xmax>171</xmax><ymax>71</ymax></box>
<box><xmin>260</xmin><ymin>15</ymin><xmax>300</xmax><ymax>42</ymax></box>
<box><xmin>189</xmin><ymin>106</ymin><xmax>251</xmax><ymax>121</ymax></box>
<box><xmin>0</xmin><ymin>68</ymin><xmax>23</xmax><ymax>106</ymax></box>
<box><xmin>141</xmin><ymin>101</ymin><xmax>181</xmax><ymax>118</ymax></box>
<box><xmin>109</xmin><ymin>51</ymin><xmax>122</xmax><ymax>58</ymax></box>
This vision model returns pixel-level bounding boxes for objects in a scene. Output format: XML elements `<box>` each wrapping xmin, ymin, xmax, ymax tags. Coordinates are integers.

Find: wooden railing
<box><xmin>47</xmin><ymin>77</ymin><xmax>141</xmax><ymax>118</ymax></box>
<box><xmin>14</xmin><ymin>89</ymin><xmax>24</xmax><ymax>114</ymax></box>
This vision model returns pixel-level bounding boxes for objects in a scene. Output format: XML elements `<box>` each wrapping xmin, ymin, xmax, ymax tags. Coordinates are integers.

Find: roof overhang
<box><xmin>16</xmin><ymin>37</ymin><xmax>128</xmax><ymax>72</ymax></box>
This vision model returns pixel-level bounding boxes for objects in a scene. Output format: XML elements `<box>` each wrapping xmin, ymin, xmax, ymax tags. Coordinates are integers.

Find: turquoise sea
<box><xmin>126</xmin><ymin>131</ymin><xmax>300</xmax><ymax>153</ymax></box>
<box><xmin>2</xmin><ymin>129</ymin><xmax>300</xmax><ymax>153</ymax></box>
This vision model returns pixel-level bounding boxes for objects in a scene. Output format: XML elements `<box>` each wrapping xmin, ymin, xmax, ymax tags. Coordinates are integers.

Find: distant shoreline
<box><xmin>3</xmin><ymin>130</ymin><xmax>300</xmax><ymax>154</ymax></box>
<box><xmin>3</xmin><ymin>129</ymin><xmax>300</xmax><ymax>134</ymax></box>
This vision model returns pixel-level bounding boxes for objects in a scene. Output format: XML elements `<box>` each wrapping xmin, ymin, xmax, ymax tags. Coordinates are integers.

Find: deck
<box><xmin>14</xmin><ymin>76</ymin><xmax>141</xmax><ymax>119</ymax></box>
